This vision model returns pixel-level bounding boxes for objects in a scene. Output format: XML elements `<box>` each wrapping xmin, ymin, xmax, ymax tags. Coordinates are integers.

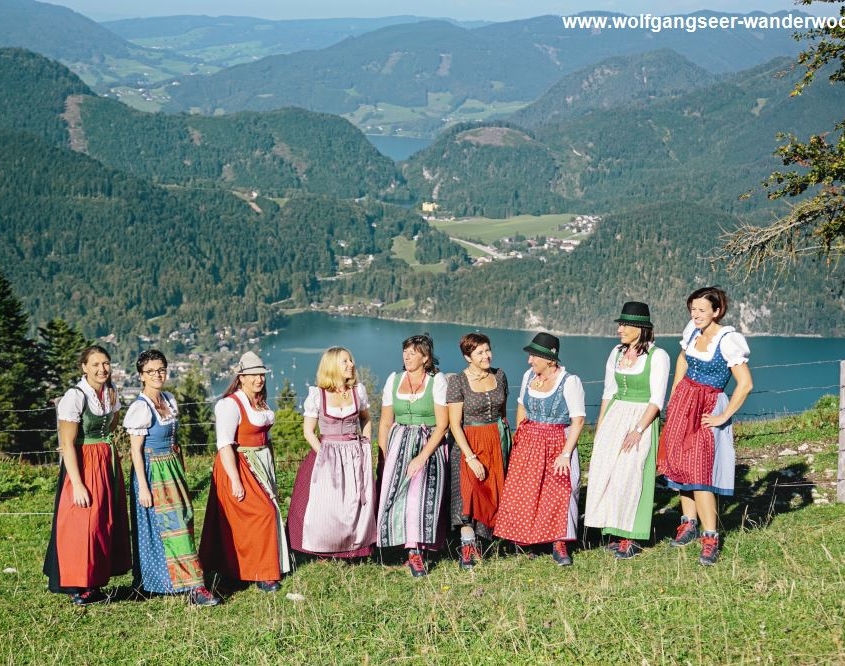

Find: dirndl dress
<box><xmin>126</xmin><ymin>394</ymin><xmax>205</xmax><ymax>593</ymax></box>
<box><xmin>584</xmin><ymin>347</ymin><xmax>668</xmax><ymax>540</ymax></box>
<box><xmin>377</xmin><ymin>372</ymin><xmax>448</xmax><ymax>550</ymax></box>
<box><xmin>494</xmin><ymin>370</ymin><xmax>582</xmax><ymax>545</ymax></box>
<box><xmin>657</xmin><ymin>325</ymin><xmax>750</xmax><ymax>496</ymax></box>
<box><xmin>199</xmin><ymin>391</ymin><xmax>291</xmax><ymax>581</ymax></box>
<box><xmin>43</xmin><ymin>382</ymin><xmax>131</xmax><ymax>593</ymax></box>
<box><xmin>446</xmin><ymin>368</ymin><xmax>511</xmax><ymax>537</ymax></box>
<box><xmin>288</xmin><ymin>386</ymin><xmax>376</xmax><ymax>557</ymax></box>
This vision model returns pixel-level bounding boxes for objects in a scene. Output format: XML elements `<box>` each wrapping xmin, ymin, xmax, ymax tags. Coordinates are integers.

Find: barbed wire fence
<box><xmin>0</xmin><ymin>358</ymin><xmax>842</xmax><ymax>455</ymax></box>
<box><xmin>1</xmin><ymin>359</ymin><xmax>843</xmax><ymax>513</ymax></box>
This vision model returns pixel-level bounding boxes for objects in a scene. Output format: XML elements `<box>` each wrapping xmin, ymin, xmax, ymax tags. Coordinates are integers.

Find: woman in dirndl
<box><xmin>446</xmin><ymin>332</ymin><xmax>511</xmax><ymax>570</ymax></box>
<box><xmin>125</xmin><ymin>350</ymin><xmax>219</xmax><ymax>606</ymax></box>
<box><xmin>43</xmin><ymin>345</ymin><xmax>130</xmax><ymax>605</ymax></box>
<box><xmin>287</xmin><ymin>346</ymin><xmax>376</xmax><ymax>560</ymax></box>
<box><xmin>199</xmin><ymin>351</ymin><xmax>290</xmax><ymax>592</ymax></box>
<box><xmin>584</xmin><ymin>302</ymin><xmax>670</xmax><ymax>559</ymax></box>
<box><xmin>658</xmin><ymin>286</ymin><xmax>752</xmax><ymax>566</ymax></box>
<box><xmin>494</xmin><ymin>332</ymin><xmax>585</xmax><ymax>566</ymax></box>
<box><xmin>376</xmin><ymin>334</ymin><xmax>449</xmax><ymax>577</ymax></box>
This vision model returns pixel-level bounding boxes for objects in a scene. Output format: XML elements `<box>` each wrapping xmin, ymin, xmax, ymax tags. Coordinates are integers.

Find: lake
<box><xmin>365</xmin><ymin>135</ymin><xmax>433</xmax><ymax>162</ymax></box>
<box><xmin>226</xmin><ymin>312</ymin><xmax>843</xmax><ymax>423</ymax></box>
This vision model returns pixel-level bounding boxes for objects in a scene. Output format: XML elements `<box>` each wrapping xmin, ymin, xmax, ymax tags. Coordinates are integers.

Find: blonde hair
<box><xmin>315</xmin><ymin>347</ymin><xmax>357</xmax><ymax>390</ymax></box>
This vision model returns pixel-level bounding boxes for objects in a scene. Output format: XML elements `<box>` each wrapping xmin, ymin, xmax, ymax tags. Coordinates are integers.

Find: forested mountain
<box><xmin>162</xmin><ymin>13</ymin><xmax>803</xmax><ymax>123</ymax></box>
<box><xmin>510</xmin><ymin>50</ymin><xmax>718</xmax><ymax>128</ymax></box>
<box><xmin>0</xmin><ymin>50</ymin><xmax>469</xmax><ymax>344</ymax></box>
<box><xmin>403</xmin><ymin>56</ymin><xmax>841</xmax><ymax>219</ymax></box>
<box><xmin>321</xmin><ymin>202</ymin><xmax>845</xmax><ymax>336</ymax></box>
<box><xmin>0</xmin><ymin>0</ymin><xmax>204</xmax><ymax>90</ymax></box>
<box><xmin>402</xmin><ymin>124</ymin><xmax>568</xmax><ymax>218</ymax></box>
<box><xmin>102</xmin><ymin>15</ymin><xmax>455</xmax><ymax>67</ymax></box>
<box><xmin>531</xmin><ymin>56</ymin><xmax>844</xmax><ymax>216</ymax></box>
<box><xmin>2</xmin><ymin>0</ymin><xmax>807</xmax><ymax>137</ymax></box>
<box><xmin>0</xmin><ymin>47</ymin><xmax>91</xmax><ymax>146</ymax></box>
<box><xmin>0</xmin><ymin>129</ymin><xmax>439</xmax><ymax>342</ymax></box>
<box><xmin>1</xmin><ymin>48</ymin><xmax>842</xmax><ymax>339</ymax></box>
<box><xmin>0</xmin><ymin>49</ymin><xmax>403</xmax><ymax>199</ymax></box>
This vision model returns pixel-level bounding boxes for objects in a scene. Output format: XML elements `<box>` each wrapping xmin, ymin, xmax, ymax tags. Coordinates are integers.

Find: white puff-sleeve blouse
<box><xmin>517</xmin><ymin>367</ymin><xmax>587</xmax><ymax>418</ymax></box>
<box><xmin>680</xmin><ymin>320</ymin><xmax>750</xmax><ymax>367</ymax></box>
<box><xmin>303</xmin><ymin>384</ymin><xmax>370</xmax><ymax>418</ymax></box>
<box><xmin>214</xmin><ymin>389</ymin><xmax>275</xmax><ymax>450</ymax></box>
<box><xmin>56</xmin><ymin>378</ymin><xmax>120</xmax><ymax>422</ymax></box>
<box><xmin>122</xmin><ymin>393</ymin><xmax>178</xmax><ymax>436</ymax></box>
<box><xmin>381</xmin><ymin>371</ymin><xmax>448</xmax><ymax>407</ymax></box>
<box><xmin>601</xmin><ymin>344</ymin><xmax>671</xmax><ymax>409</ymax></box>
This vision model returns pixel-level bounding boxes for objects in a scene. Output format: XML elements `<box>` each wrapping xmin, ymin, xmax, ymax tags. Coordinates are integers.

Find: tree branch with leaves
<box><xmin>717</xmin><ymin>0</ymin><xmax>845</xmax><ymax>273</ymax></box>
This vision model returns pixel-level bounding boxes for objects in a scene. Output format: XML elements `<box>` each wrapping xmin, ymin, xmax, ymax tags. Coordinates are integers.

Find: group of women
<box><xmin>44</xmin><ymin>285</ymin><xmax>752</xmax><ymax>603</ymax></box>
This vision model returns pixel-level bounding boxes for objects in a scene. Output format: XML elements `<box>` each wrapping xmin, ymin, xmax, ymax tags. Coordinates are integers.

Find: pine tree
<box><xmin>38</xmin><ymin>318</ymin><xmax>91</xmax><ymax>401</ymax></box>
<box><xmin>172</xmin><ymin>368</ymin><xmax>215</xmax><ymax>455</ymax></box>
<box><xmin>270</xmin><ymin>379</ymin><xmax>308</xmax><ymax>460</ymax></box>
<box><xmin>0</xmin><ymin>273</ymin><xmax>49</xmax><ymax>454</ymax></box>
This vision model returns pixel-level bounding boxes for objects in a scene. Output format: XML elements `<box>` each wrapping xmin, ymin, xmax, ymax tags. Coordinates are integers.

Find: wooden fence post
<box><xmin>839</xmin><ymin>361</ymin><xmax>845</xmax><ymax>503</ymax></box>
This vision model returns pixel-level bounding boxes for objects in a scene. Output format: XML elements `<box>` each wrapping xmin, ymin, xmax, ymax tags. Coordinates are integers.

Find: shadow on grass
<box><xmin>577</xmin><ymin>459</ymin><xmax>816</xmax><ymax>553</ymax></box>
<box><xmin>646</xmin><ymin>461</ymin><xmax>815</xmax><ymax>548</ymax></box>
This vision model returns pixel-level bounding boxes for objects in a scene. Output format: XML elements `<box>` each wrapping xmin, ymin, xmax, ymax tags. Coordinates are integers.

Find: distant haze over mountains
<box><xmin>1</xmin><ymin>1</ymin><xmax>807</xmax><ymax>137</ymax></box>
<box><xmin>1</xmin><ymin>1</ymin><xmax>843</xmax><ymax>337</ymax></box>
<box><xmin>27</xmin><ymin>0</ymin><xmax>828</xmax><ymax>23</ymax></box>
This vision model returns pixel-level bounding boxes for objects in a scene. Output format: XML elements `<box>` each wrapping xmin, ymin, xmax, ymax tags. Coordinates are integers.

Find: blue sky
<box><xmin>50</xmin><ymin>0</ymin><xmax>828</xmax><ymax>22</ymax></box>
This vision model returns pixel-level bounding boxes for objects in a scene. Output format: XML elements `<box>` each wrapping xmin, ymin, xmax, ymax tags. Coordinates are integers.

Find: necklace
<box><xmin>336</xmin><ymin>385</ymin><xmax>349</xmax><ymax>399</ymax></box>
<box><xmin>531</xmin><ymin>368</ymin><xmax>556</xmax><ymax>390</ymax></box>
<box><xmin>407</xmin><ymin>372</ymin><xmax>425</xmax><ymax>403</ymax></box>
<box><xmin>145</xmin><ymin>392</ymin><xmax>167</xmax><ymax>414</ymax></box>
<box><xmin>619</xmin><ymin>349</ymin><xmax>640</xmax><ymax>368</ymax></box>
<box><xmin>467</xmin><ymin>368</ymin><xmax>489</xmax><ymax>382</ymax></box>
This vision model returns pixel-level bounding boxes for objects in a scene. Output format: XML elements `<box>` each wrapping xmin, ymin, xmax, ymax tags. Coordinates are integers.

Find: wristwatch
<box><xmin>635</xmin><ymin>425</ymin><xmax>644</xmax><ymax>434</ymax></box>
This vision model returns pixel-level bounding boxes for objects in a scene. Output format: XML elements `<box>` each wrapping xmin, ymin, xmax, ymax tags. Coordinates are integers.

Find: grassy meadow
<box><xmin>0</xmin><ymin>398</ymin><xmax>843</xmax><ymax>665</ymax></box>
<box><xmin>429</xmin><ymin>214</ymin><xmax>584</xmax><ymax>245</ymax></box>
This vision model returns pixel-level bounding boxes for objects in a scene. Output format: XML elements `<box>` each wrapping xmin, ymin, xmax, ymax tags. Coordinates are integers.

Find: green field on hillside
<box><xmin>430</xmin><ymin>213</ymin><xmax>585</xmax><ymax>244</ymax></box>
<box><xmin>344</xmin><ymin>98</ymin><xmax>531</xmax><ymax>137</ymax></box>
<box><xmin>390</xmin><ymin>236</ymin><xmax>447</xmax><ymax>273</ymax></box>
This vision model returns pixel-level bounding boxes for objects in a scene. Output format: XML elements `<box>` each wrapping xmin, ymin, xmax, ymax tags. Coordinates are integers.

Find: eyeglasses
<box><xmin>142</xmin><ymin>368</ymin><xmax>168</xmax><ymax>377</ymax></box>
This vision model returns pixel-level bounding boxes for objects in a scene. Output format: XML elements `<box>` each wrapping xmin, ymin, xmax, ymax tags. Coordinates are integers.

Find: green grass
<box><xmin>451</xmin><ymin>239</ymin><xmax>487</xmax><ymax>258</ymax></box>
<box><xmin>1</xmin><ymin>401</ymin><xmax>843</xmax><ymax>664</ymax></box>
<box><xmin>382</xmin><ymin>298</ymin><xmax>415</xmax><ymax>311</ymax></box>
<box><xmin>344</xmin><ymin>97</ymin><xmax>532</xmax><ymax>137</ymax></box>
<box><xmin>430</xmin><ymin>214</ymin><xmax>584</xmax><ymax>244</ymax></box>
<box><xmin>390</xmin><ymin>236</ymin><xmax>447</xmax><ymax>273</ymax></box>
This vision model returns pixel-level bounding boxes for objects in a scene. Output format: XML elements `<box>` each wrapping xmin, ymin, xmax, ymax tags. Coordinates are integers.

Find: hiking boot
<box><xmin>605</xmin><ymin>539</ymin><xmax>621</xmax><ymax>553</ymax></box>
<box><xmin>615</xmin><ymin>539</ymin><xmax>643</xmax><ymax>560</ymax></box>
<box><xmin>551</xmin><ymin>540</ymin><xmax>572</xmax><ymax>566</ymax></box>
<box><xmin>255</xmin><ymin>580</ymin><xmax>280</xmax><ymax>592</ymax></box>
<box><xmin>407</xmin><ymin>549</ymin><xmax>427</xmax><ymax>577</ymax></box>
<box><xmin>189</xmin><ymin>586</ymin><xmax>222</xmax><ymax>607</ymax></box>
<box><xmin>69</xmin><ymin>588</ymin><xmax>107</xmax><ymax>606</ymax></box>
<box><xmin>699</xmin><ymin>532</ymin><xmax>720</xmax><ymax>566</ymax></box>
<box><xmin>670</xmin><ymin>517</ymin><xmax>700</xmax><ymax>547</ymax></box>
<box><xmin>459</xmin><ymin>541</ymin><xmax>480</xmax><ymax>570</ymax></box>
